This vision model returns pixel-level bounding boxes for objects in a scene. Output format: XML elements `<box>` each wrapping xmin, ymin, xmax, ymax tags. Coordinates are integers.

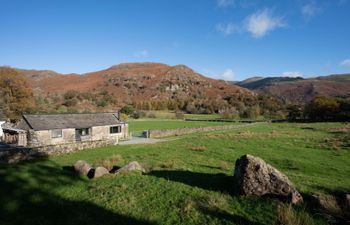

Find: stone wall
<box><xmin>0</xmin><ymin>138</ymin><xmax>121</xmax><ymax>163</ymax></box>
<box><xmin>33</xmin><ymin>138</ymin><xmax>120</xmax><ymax>155</ymax></box>
<box><xmin>148</xmin><ymin>123</ymin><xmax>256</xmax><ymax>138</ymax></box>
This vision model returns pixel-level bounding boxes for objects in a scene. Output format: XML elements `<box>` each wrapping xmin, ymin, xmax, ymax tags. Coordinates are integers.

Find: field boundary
<box><xmin>148</xmin><ymin>122</ymin><xmax>260</xmax><ymax>138</ymax></box>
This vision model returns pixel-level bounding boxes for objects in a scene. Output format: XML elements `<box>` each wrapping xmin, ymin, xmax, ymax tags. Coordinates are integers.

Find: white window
<box><xmin>110</xmin><ymin>126</ymin><xmax>121</xmax><ymax>134</ymax></box>
<box><xmin>51</xmin><ymin>129</ymin><xmax>63</xmax><ymax>138</ymax></box>
<box><xmin>76</xmin><ymin>128</ymin><xmax>90</xmax><ymax>136</ymax></box>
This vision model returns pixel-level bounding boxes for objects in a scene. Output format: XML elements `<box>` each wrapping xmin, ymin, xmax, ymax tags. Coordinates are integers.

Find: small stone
<box><xmin>74</xmin><ymin>160</ymin><xmax>92</xmax><ymax>176</ymax></box>
<box><xmin>94</xmin><ymin>166</ymin><xmax>109</xmax><ymax>178</ymax></box>
<box><xmin>116</xmin><ymin>161</ymin><xmax>145</xmax><ymax>174</ymax></box>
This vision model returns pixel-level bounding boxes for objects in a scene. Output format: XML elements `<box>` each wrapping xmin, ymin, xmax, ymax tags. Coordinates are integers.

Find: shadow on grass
<box><xmin>147</xmin><ymin>170</ymin><xmax>236</xmax><ymax>194</ymax></box>
<box><xmin>199</xmin><ymin>207</ymin><xmax>264</xmax><ymax>225</ymax></box>
<box><xmin>0</xmin><ymin>160</ymin><xmax>154</xmax><ymax>225</ymax></box>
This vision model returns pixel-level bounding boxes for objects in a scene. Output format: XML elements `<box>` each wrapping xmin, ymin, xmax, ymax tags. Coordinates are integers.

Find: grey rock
<box><xmin>233</xmin><ymin>154</ymin><xmax>303</xmax><ymax>204</ymax></box>
<box><xmin>94</xmin><ymin>166</ymin><xmax>109</xmax><ymax>178</ymax></box>
<box><xmin>116</xmin><ymin>161</ymin><xmax>145</xmax><ymax>174</ymax></box>
<box><xmin>74</xmin><ymin>160</ymin><xmax>92</xmax><ymax>176</ymax></box>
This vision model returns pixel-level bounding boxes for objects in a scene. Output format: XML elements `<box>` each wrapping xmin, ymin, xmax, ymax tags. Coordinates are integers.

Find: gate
<box><xmin>130</xmin><ymin>130</ymin><xmax>149</xmax><ymax>138</ymax></box>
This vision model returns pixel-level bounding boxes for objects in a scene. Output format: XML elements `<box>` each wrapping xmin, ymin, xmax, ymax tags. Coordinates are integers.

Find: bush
<box><xmin>120</xmin><ymin>113</ymin><xmax>128</xmax><ymax>121</ymax></box>
<box><xmin>63</xmin><ymin>98</ymin><xmax>78</xmax><ymax>107</ymax></box>
<box><xmin>220</xmin><ymin>107</ymin><xmax>239</xmax><ymax>120</ymax></box>
<box><xmin>243</xmin><ymin>106</ymin><xmax>260</xmax><ymax>119</ymax></box>
<box><xmin>175</xmin><ymin>111</ymin><xmax>185</xmax><ymax>120</ymax></box>
<box><xmin>131</xmin><ymin>111</ymin><xmax>145</xmax><ymax>119</ymax></box>
<box><xmin>305</xmin><ymin>96</ymin><xmax>340</xmax><ymax>121</ymax></box>
<box><xmin>147</xmin><ymin>112</ymin><xmax>156</xmax><ymax>118</ymax></box>
<box><xmin>120</xmin><ymin>105</ymin><xmax>135</xmax><ymax>115</ymax></box>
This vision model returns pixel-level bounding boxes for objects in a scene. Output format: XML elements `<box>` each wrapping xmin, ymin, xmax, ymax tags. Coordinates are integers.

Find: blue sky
<box><xmin>0</xmin><ymin>0</ymin><xmax>350</xmax><ymax>81</ymax></box>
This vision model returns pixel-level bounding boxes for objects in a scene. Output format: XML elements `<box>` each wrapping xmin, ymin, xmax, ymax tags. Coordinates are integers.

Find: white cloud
<box><xmin>340</xmin><ymin>59</ymin><xmax>350</xmax><ymax>67</ymax></box>
<box><xmin>301</xmin><ymin>1</ymin><xmax>321</xmax><ymax>18</ymax></box>
<box><xmin>134</xmin><ymin>50</ymin><xmax>149</xmax><ymax>58</ymax></box>
<box><xmin>220</xmin><ymin>69</ymin><xmax>235</xmax><ymax>80</ymax></box>
<box><xmin>281</xmin><ymin>71</ymin><xmax>303</xmax><ymax>77</ymax></box>
<box><xmin>245</xmin><ymin>9</ymin><xmax>285</xmax><ymax>38</ymax></box>
<box><xmin>216</xmin><ymin>23</ymin><xmax>240</xmax><ymax>35</ymax></box>
<box><xmin>217</xmin><ymin>0</ymin><xmax>234</xmax><ymax>8</ymax></box>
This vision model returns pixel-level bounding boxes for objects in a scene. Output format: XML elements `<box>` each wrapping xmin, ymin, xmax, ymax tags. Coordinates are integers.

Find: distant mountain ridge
<box><xmin>236</xmin><ymin>74</ymin><xmax>350</xmax><ymax>104</ymax></box>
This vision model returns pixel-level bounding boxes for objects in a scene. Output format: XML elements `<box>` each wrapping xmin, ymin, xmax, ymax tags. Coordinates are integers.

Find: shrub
<box><xmin>131</xmin><ymin>111</ymin><xmax>145</xmax><ymax>119</ymax></box>
<box><xmin>175</xmin><ymin>111</ymin><xmax>185</xmax><ymax>120</ymax></box>
<box><xmin>120</xmin><ymin>105</ymin><xmax>135</xmax><ymax>115</ymax></box>
<box><xmin>147</xmin><ymin>112</ymin><xmax>156</xmax><ymax>118</ymax></box>
<box><xmin>120</xmin><ymin>113</ymin><xmax>128</xmax><ymax>121</ymax></box>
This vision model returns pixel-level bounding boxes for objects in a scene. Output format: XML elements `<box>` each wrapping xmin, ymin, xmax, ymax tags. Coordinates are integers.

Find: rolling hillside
<box><xmin>236</xmin><ymin>74</ymin><xmax>350</xmax><ymax>104</ymax></box>
<box><xmin>17</xmin><ymin>63</ymin><xmax>252</xmax><ymax>97</ymax></box>
<box><xmin>8</xmin><ymin>63</ymin><xmax>257</xmax><ymax>113</ymax></box>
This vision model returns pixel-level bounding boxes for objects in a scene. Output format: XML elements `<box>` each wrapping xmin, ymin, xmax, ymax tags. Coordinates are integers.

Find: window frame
<box><xmin>110</xmin><ymin>125</ymin><xmax>122</xmax><ymax>134</ymax></box>
<box><xmin>51</xmin><ymin>129</ymin><xmax>63</xmax><ymax>138</ymax></box>
<box><xmin>76</xmin><ymin>128</ymin><xmax>90</xmax><ymax>136</ymax></box>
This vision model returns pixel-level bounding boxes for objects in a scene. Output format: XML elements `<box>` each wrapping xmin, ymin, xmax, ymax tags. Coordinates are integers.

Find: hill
<box><xmin>7</xmin><ymin>63</ymin><xmax>257</xmax><ymax>114</ymax></box>
<box><xmin>236</xmin><ymin>74</ymin><xmax>350</xmax><ymax>104</ymax></box>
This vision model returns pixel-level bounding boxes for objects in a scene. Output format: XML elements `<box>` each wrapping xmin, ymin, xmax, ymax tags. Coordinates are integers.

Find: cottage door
<box><xmin>75</xmin><ymin>129</ymin><xmax>81</xmax><ymax>142</ymax></box>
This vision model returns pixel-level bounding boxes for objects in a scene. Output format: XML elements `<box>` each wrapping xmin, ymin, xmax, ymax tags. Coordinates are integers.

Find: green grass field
<box><xmin>137</xmin><ymin>110</ymin><xmax>221</xmax><ymax>120</ymax></box>
<box><xmin>128</xmin><ymin>119</ymin><xmax>236</xmax><ymax>132</ymax></box>
<box><xmin>1</xmin><ymin>122</ymin><xmax>349</xmax><ymax>225</ymax></box>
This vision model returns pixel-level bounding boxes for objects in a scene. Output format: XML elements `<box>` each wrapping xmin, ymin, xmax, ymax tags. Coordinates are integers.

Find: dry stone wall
<box><xmin>148</xmin><ymin>123</ymin><xmax>257</xmax><ymax>138</ymax></box>
<box><xmin>0</xmin><ymin>139</ymin><xmax>121</xmax><ymax>163</ymax></box>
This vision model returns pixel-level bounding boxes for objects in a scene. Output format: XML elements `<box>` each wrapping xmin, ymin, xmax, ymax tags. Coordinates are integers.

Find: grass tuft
<box><xmin>190</xmin><ymin>145</ymin><xmax>207</xmax><ymax>151</ymax></box>
<box><xmin>219</xmin><ymin>161</ymin><xmax>230</xmax><ymax>171</ymax></box>
<box><xmin>277</xmin><ymin>204</ymin><xmax>314</xmax><ymax>225</ymax></box>
<box><xmin>94</xmin><ymin>154</ymin><xmax>123</xmax><ymax>171</ymax></box>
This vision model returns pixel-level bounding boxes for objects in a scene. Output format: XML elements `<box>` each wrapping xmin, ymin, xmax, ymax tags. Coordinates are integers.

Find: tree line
<box><xmin>287</xmin><ymin>96</ymin><xmax>350</xmax><ymax>122</ymax></box>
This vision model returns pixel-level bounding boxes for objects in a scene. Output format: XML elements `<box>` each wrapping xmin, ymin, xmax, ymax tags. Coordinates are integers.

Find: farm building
<box><xmin>4</xmin><ymin>112</ymin><xmax>128</xmax><ymax>148</ymax></box>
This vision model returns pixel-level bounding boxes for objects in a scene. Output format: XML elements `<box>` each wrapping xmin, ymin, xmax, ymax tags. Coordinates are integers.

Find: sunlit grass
<box><xmin>1</xmin><ymin>122</ymin><xmax>349</xmax><ymax>224</ymax></box>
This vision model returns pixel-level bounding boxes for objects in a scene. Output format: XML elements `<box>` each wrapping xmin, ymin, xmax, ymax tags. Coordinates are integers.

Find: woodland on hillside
<box><xmin>0</xmin><ymin>67</ymin><xmax>349</xmax><ymax>122</ymax></box>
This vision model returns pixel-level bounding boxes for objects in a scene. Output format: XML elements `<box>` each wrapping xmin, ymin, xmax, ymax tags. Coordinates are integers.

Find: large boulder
<box><xmin>74</xmin><ymin>160</ymin><xmax>92</xmax><ymax>176</ymax></box>
<box><xmin>116</xmin><ymin>161</ymin><xmax>145</xmax><ymax>174</ymax></box>
<box><xmin>94</xmin><ymin>166</ymin><xmax>109</xmax><ymax>178</ymax></box>
<box><xmin>233</xmin><ymin>155</ymin><xmax>303</xmax><ymax>204</ymax></box>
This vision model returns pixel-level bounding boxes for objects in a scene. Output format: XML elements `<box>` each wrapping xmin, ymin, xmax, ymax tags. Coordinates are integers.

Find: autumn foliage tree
<box><xmin>305</xmin><ymin>96</ymin><xmax>340</xmax><ymax>121</ymax></box>
<box><xmin>0</xmin><ymin>67</ymin><xmax>35</xmax><ymax>121</ymax></box>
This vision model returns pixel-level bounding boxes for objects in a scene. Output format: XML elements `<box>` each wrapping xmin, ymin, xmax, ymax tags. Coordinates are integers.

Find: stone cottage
<box><xmin>14</xmin><ymin>112</ymin><xmax>128</xmax><ymax>149</ymax></box>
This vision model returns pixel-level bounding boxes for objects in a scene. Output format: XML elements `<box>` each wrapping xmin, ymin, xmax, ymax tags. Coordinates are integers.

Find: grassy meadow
<box><xmin>128</xmin><ymin>119</ymin><xmax>236</xmax><ymax>132</ymax></box>
<box><xmin>136</xmin><ymin>110</ymin><xmax>222</xmax><ymax>120</ymax></box>
<box><xmin>1</xmin><ymin>122</ymin><xmax>349</xmax><ymax>225</ymax></box>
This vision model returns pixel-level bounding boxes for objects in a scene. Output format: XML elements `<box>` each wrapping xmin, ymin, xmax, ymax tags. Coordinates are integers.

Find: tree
<box><xmin>286</xmin><ymin>104</ymin><xmax>303</xmax><ymax>121</ymax></box>
<box><xmin>305</xmin><ymin>96</ymin><xmax>340</xmax><ymax>121</ymax></box>
<box><xmin>120</xmin><ymin>105</ymin><xmax>135</xmax><ymax>115</ymax></box>
<box><xmin>0</xmin><ymin>67</ymin><xmax>35</xmax><ymax>121</ymax></box>
<box><xmin>243</xmin><ymin>106</ymin><xmax>261</xmax><ymax>119</ymax></box>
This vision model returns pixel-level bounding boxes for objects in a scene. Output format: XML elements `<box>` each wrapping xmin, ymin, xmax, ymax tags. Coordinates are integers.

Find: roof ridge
<box><xmin>23</xmin><ymin>111</ymin><xmax>119</xmax><ymax>116</ymax></box>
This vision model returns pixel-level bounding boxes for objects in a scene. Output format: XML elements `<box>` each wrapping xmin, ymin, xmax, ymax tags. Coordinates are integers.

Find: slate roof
<box><xmin>18</xmin><ymin>112</ymin><xmax>124</xmax><ymax>131</ymax></box>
